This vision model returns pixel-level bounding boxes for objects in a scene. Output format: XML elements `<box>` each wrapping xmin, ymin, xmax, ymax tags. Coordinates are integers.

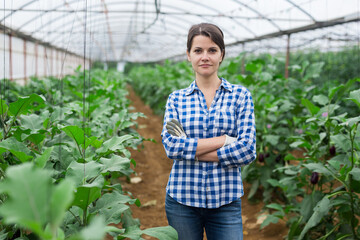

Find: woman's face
<box><xmin>187</xmin><ymin>35</ymin><xmax>223</xmax><ymax>79</ymax></box>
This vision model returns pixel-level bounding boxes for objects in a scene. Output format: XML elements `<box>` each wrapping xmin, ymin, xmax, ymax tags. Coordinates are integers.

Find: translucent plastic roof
<box><xmin>1</xmin><ymin>0</ymin><xmax>359</xmax><ymax>62</ymax></box>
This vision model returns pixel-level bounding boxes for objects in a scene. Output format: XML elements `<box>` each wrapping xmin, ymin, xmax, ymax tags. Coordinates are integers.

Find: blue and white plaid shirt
<box><xmin>161</xmin><ymin>78</ymin><xmax>256</xmax><ymax>209</ymax></box>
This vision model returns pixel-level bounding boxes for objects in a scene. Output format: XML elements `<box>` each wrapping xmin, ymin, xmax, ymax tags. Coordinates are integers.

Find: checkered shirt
<box><xmin>161</xmin><ymin>78</ymin><xmax>256</xmax><ymax>209</ymax></box>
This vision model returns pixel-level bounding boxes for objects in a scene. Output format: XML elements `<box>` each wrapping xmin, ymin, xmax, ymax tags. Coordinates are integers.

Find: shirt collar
<box><xmin>185</xmin><ymin>78</ymin><xmax>233</xmax><ymax>96</ymax></box>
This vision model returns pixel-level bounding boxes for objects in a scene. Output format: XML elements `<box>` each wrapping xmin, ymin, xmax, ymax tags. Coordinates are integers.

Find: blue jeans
<box><xmin>165</xmin><ymin>194</ymin><xmax>243</xmax><ymax>240</ymax></box>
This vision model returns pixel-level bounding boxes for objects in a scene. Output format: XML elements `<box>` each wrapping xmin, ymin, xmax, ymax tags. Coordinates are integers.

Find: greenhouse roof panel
<box><xmin>0</xmin><ymin>0</ymin><xmax>359</xmax><ymax>62</ymax></box>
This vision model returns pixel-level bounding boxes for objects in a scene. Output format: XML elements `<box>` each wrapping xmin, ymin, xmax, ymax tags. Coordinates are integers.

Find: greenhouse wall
<box><xmin>0</xmin><ymin>33</ymin><xmax>88</xmax><ymax>85</ymax></box>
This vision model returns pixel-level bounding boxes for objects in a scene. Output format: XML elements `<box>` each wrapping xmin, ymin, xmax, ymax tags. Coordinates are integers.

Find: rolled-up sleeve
<box><xmin>161</xmin><ymin>92</ymin><xmax>198</xmax><ymax>161</ymax></box>
<box><xmin>217</xmin><ymin>90</ymin><xmax>256</xmax><ymax>168</ymax></box>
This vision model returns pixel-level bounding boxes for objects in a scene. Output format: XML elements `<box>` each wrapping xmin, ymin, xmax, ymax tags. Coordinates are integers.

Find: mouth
<box><xmin>199</xmin><ymin>64</ymin><xmax>211</xmax><ymax>67</ymax></box>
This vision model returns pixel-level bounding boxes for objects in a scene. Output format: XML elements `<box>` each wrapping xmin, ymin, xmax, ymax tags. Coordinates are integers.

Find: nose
<box><xmin>201</xmin><ymin>51</ymin><xmax>209</xmax><ymax>61</ymax></box>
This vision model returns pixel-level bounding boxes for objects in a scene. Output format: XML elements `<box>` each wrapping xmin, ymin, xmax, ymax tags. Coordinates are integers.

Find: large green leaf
<box><xmin>100</xmin><ymin>155</ymin><xmax>134</xmax><ymax>176</ymax></box>
<box><xmin>79</xmin><ymin>216</ymin><xmax>107</xmax><ymax>240</ymax></box>
<box><xmin>20</xmin><ymin>114</ymin><xmax>44</xmax><ymax>133</ymax></box>
<box><xmin>91</xmin><ymin>191</ymin><xmax>135</xmax><ymax>224</ymax></box>
<box><xmin>8</xmin><ymin>94</ymin><xmax>45</xmax><ymax>117</ymax></box>
<box><xmin>299</xmin><ymin>197</ymin><xmax>331</xmax><ymax>240</ymax></box>
<box><xmin>66</xmin><ymin>161</ymin><xmax>103</xmax><ymax>186</ymax></box>
<box><xmin>62</xmin><ymin>126</ymin><xmax>85</xmax><ymax>148</ymax></box>
<box><xmin>72</xmin><ymin>183</ymin><xmax>102</xmax><ymax>211</ymax></box>
<box><xmin>95</xmin><ymin>135</ymin><xmax>133</xmax><ymax>154</ymax></box>
<box><xmin>120</xmin><ymin>225</ymin><xmax>178</xmax><ymax>240</ymax></box>
<box><xmin>34</xmin><ymin>147</ymin><xmax>54</xmax><ymax>168</ymax></box>
<box><xmin>0</xmin><ymin>99</ymin><xmax>8</xmax><ymax>118</ymax></box>
<box><xmin>50</xmin><ymin>179</ymin><xmax>75</xmax><ymax>230</ymax></box>
<box><xmin>0</xmin><ymin>138</ymin><xmax>33</xmax><ymax>162</ymax></box>
<box><xmin>331</xmin><ymin>134</ymin><xmax>351</xmax><ymax>152</ymax></box>
<box><xmin>312</xmin><ymin>94</ymin><xmax>328</xmax><ymax>106</ymax></box>
<box><xmin>346</xmin><ymin>89</ymin><xmax>360</xmax><ymax>108</ymax></box>
<box><xmin>0</xmin><ymin>163</ymin><xmax>52</xmax><ymax>238</ymax></box>
<box><xmin>301</xmin><ymin>98</ymin><xmax>320</xmax><ymax>116</ymax></box>
<box><xmin>349</xmin><ymin>168</ymin><xmax>360</xmax><ymax>181</ymax></box>
<box><xmin>303</xmin><ymin>163</ymin><xmax>333</xmax><ymax>176</ymax></box>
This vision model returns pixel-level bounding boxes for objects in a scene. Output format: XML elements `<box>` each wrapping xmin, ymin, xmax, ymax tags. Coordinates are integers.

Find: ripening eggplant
<box><xmin>329</xmin><ymin>145</ymin><xmax>336</xmax><ymax>156</ymax></box>
<box><xmin>310</xmin><ymin>172</ymin><xmax>319</xmax><ymax>185</ymax></box>
<box><xmin>258</xmin><ymin>153</ymin><xmax>265</xmax><ymax>162</ymax></box>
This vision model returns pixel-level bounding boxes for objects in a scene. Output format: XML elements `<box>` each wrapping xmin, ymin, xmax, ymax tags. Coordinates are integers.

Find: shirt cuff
<box><xmin>182</xmin><ymin>137</ymin><xmax>198</xmax><ymax>161</ymax></box>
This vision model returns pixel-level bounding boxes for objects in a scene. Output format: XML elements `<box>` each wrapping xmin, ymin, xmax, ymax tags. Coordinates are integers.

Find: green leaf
<box><xmin>34</xmin><ymin>147</ymin><xmax>54</xmax><ymax>168</ymax></box>
<box><xmin>312</xmin><ymin>94</ymin><xmax>329</xmax><ymax>106</ymax></box>
<box><xmin>142</xmin><ymin>226</ymin><xmax>178</xmax><ymax>240</ymax></box>
<box><xmin>340</xmin><ymin>116</ymin><xmax>360</xmax><ymax>128</ymax></box>
<box><xmin>0</xmin><ymin>138</ymin><xmax>33</xmax><ymax>162</ymax></box>
<box><xmin>264</xmin><ymin>135</ymin><xmax>280</xmax><ymax>146</ymax></box>
<box><xmin>96</xmin><ymin>135</ymin><xmax>133</xmax><ymax>154</ymax></box>
<box><xmin>227</xmin><ymin>61</ymin><xmax>239</xmax><ymax>74</ymax></box>
<box><xmin>0</xmin><ymin>163</ymin><xmax>52</xmax><ymax>238</ymax></box>
<box><xmin>331</xmin><ymin>134</ymin><xmax>351</xmax><ymax>152</ymax></box>
<box><xmin>80</xmin><ymin>216</ymin><xmax>107</xmax><ymax>240</ymax></box>
<box><xmin>20</xmin><ymin>114</ymin><xmax>44</xmax><ymax>133</ymax></box>
<box><xmin>301</xmin><ymin>98</ymin><xmax>320</xmax><ymax>115</ymax></box>
<box><xmin>346</xmin><ymin>89</ymin><xmax>360</xmax><ymax>108</ymax></box>
<box><xmin>91</xmin><ymin>191</ymin><xmax>135</xmax><ymax>224</ymax></box>
<box><xmin>8</xmin><ymin>94</ymin><xmax>45</xmax><ymax>117</ymax></box>
<box><xmin>299</xmin><ymin>197</ymin><xmax>331</xmax><ymax>240</ymax></box>
<box><xmin>50</xmin><ymin>179</ymin><xmax>75</xmax><ymax>230</ymax></box>
<box><xmin>260</xmin><ymin>215</ymin><xmax>279</xmax><ymax>229</ymax></box>
<box><xmin>349</xmin><ymin>168</ymin><xmax>360</xmax><ymax>181</ymax></box>
<box><xmin>266</xmin><ymin>203</ymin><xmax>285</xmax><ymax>216</ymax></box>
<box><xmin>72</xmin><ymin>184</ymin><xmax>102</xmax><ymax>211</ymax></box>
<box><xmin>66</xmin><ymin>161</ymin><xmax>103</xmax><ymax>186</ymax></box>
<box><xmin>100</xmin><ymin>155</ymin><xmax>134</xmax><ymax>177</ymax></box>
<box><xmin>120</xmin><ymin>225</ymin><xmax>178</xmax><ymax>240</ymax></box>
<box><xmin>303</xmin><ymin>163</ymin><xmax>332</xmax><ymax>176</ymax></box>
<box><xmin>0</xmin><ymin>99</ymin><xmax>8</xmax><ymax>117</ymax></box>
<box><xmin>25</xmin><ymin>133</ymin><xmax>46</xmax><ymax>145</ymax></box>
<box><xmin>62</xmin><ymin>126</ymin><xmax>85</xmax><ymax>148</ymax></box>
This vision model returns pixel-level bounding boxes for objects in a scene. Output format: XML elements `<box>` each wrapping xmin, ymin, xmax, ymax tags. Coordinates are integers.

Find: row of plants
<box><xmin>127</xmin><ymin>49</ymin><xmax>360</xmax><ymax>239</ymax></box>
<box><xmin>0</xmin><ymin>67</ymin><xmax>177</xmax><ymax>240</ymax></box>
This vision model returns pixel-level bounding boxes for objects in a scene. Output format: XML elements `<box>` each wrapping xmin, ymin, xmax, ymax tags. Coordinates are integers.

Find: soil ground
<box><xmin>122</xmin><ymin>86</ymin><xmax>288</xmax><ymax>240</ymax></box>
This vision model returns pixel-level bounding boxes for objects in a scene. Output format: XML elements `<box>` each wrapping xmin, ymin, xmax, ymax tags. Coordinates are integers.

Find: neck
<box><xmin>196</xmin><ymin>74</ymin><xmax>221</xmax><ymax>91</ymax></box>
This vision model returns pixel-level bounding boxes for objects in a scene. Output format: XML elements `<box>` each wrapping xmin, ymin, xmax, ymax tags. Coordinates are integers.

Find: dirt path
<box><xmin>123</xmin><ymin>86</ymin><xmax>288</xmax><ymax>240</ymax></box>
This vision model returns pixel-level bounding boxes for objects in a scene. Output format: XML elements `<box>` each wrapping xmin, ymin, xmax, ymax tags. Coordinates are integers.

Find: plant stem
<box><xmin>348</xmin><ymin>123</ymin><xmax>359</xmax><ymax>239</ymax></box>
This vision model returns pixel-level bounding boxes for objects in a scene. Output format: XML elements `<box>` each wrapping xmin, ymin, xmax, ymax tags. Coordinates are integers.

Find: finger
<box><xmin>168</xmin><ymin>129</ymin><xmax>180</xmax><ymax>137</ymax></box>
<box><xmin>167</xmin><ymin>121</ymin><xmax>182</xmax><ymax>132</ymax></box>
<box><xmin>171</xmin><ymin>119</ymin><xmax>185</xmax><ymax>132</ymax></box>
<box><xmin>166</xmin><ymin>124</ymin><xmax>182</xmax><ymax>136</ymax></box>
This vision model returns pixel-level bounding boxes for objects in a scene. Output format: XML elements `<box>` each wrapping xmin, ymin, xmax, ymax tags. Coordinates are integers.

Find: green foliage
<box><xmin>0</xmin><ymin>69</ymin><xmax>177</xmax><ymax>240</ymax></box>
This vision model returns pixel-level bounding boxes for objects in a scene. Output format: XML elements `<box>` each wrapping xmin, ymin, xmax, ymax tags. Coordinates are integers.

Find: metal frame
<box><xmin>0</xmin><ymin>0</ymin><xmax>359</xmax><ymax>62</ymax></box>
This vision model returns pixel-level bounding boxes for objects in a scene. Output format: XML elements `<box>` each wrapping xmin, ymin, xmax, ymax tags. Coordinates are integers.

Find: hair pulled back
<box><xmin>187</xmin><ymin>23</ymin><xmax>225</xmax><ymax>61</ymax></box>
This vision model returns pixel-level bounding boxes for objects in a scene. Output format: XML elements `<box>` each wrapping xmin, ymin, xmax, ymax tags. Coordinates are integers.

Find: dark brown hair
<box><xmin>187</xmin><ymin>23</ymin><xmax>225</xmax><ymax>61</ymax></box>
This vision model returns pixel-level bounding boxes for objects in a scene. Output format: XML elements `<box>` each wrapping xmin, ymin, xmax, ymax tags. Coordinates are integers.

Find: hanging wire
<box><xmin>82</xmin><ymin>0</ymin><xmax>88</xmax><ymax>161</ymax></box>
<box><xmin>1</xmin><ymin>0</ymin><xmax>6</xmax><ymax>131</ymax></box>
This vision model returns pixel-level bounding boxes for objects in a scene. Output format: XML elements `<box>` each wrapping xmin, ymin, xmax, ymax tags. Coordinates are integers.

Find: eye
<box><xmin>209</xmin><ymin>48</ymin><xmax>218</xmax><ymax>53</ymax></box>
<box><xmin>194</xmin><ymin>49</ymin><xmax>202</xmax><ymax>53</ymax></box>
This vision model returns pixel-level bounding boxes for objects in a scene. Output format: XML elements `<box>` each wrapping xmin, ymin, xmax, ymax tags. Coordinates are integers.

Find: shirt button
<box><xmin>206</xmin><ymin>187</ymin><xmax>210</xmax><ymax>191</ymax></box>
<box><xmin>204</xmin><ymin>127</ymin><xmax>208</xmax><ymax>131</ymax></box>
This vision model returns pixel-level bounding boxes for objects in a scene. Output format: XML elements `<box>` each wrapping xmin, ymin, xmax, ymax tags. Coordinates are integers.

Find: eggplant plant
<box><xmin>0</xmin><ymin>68</ymin><xmax>177</xmax><ymax>240</ymax></box>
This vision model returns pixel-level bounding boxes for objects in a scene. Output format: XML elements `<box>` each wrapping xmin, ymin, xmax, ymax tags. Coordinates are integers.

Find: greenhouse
<box><xmin>0</xmin><ymin>0</ymin><xmax>359</xmax><ymax>240</ymax></box>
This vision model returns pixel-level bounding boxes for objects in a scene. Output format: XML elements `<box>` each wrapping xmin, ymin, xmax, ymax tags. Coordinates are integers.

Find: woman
<box><xmin>161</xmin><ymin>23</ymin><xmax>256</xmax><ymax>240</ymax></box>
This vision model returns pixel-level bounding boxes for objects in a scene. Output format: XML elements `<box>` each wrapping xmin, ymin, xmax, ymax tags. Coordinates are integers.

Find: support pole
<box><xmin>241</xmin><ymin>43</ymin><xmax>245</xmax><ymax>75</ymax></box>
<box><xmin>285</xmin><ymin>34</ymin><xmax>291</xmax><ymax>79</ymax></box>
<box><xmin>9</xmin><ymin>34</ymin><xmax>12</xmax><ymax>81</ymax></box>
<box><xmin>35</xmin><ymin>42</ymin><xmax>38</xmax><ymax>77</ymax></box>
<box><xmin>23</xmin><ymin>40</ymin><xmax>27</xmax><ymax>84</ymax></box>
<box><xmin>44</xmin><ymin>47</ymin><xmax>47</xmax><ymax>76</ymax></box>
